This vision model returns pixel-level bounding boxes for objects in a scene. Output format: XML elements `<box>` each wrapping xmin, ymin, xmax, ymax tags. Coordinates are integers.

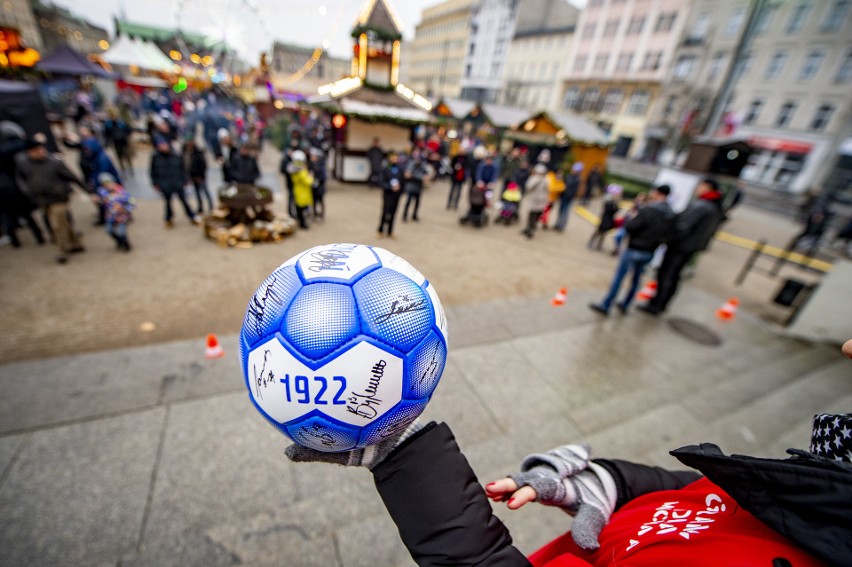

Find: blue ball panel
<box><xmin>241</xmin><ymin>265</ymin><xmax>302</xmax><ymax>348</ymax></box>
<box><xmin>354</xmin><ymin>268</ymin><xmax>433</xmax><ymax>354</ymax></box>
<box><xmin>359</xmin><ymin>399</ymin><xmax>428</xmax><ymax>447</ymax></box>
<box><xmin>404</xmin><ymin>331</ymin><xmax>447</xmax><ymax>400</ymax></box>
<box><xmin>283</xmin><ymin>283</ymin><xmax>359</xmax><ymax>360</ymax></box>
<box><xmin>287</xmin><ymin>415</ymin><xmax>359</xmax><ymax>452</ymax></box>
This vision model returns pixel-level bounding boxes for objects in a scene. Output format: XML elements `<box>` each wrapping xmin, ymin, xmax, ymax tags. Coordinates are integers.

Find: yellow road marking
<box><xmin>573</xmin><ymin>205</ymin><xmax>832</xmax><ymax>273</ymax></box>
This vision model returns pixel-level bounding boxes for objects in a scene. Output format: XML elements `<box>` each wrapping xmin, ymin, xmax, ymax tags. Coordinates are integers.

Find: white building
<box><xmin>502</xmin><ymin>0</ymin><xmax>579</xmax><ymax>111</ymax></box>
<box><xmin>459</xmin><ymin>0</ymin><xmax>520</xmax><ymax>103</ymax></box>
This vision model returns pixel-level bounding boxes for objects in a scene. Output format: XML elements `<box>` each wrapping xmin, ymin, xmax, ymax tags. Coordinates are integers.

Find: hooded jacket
<box><xmin>80</xmin><ymin>138</ymin><xmax>122</xmax><ymax>188</ymax></box>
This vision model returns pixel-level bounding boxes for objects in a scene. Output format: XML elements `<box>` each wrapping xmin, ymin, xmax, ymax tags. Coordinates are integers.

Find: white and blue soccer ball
<box><xmin>240</xmin><ymin>243</ymin><xmax>448</xmax><ymax>452</ymax></box>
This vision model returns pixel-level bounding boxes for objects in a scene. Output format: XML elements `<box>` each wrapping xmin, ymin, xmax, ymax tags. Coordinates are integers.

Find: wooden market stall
<box><xmin>506</xmin><ymin>110</ymin><xmax>610</xmax><ymax>175</ymax></box>
<box><xmin>312</xmin><ymin>0</ymin><xmax>431</xmax><ymax>182</ymax></box>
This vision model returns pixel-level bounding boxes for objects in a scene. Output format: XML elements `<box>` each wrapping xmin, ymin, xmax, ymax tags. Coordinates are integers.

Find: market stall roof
<box><xmin>507</xmin><ymin>111</ymin><xmax>609</xmax><ymax>146</ymax></box>
<box><xmin>119</xmin><ymin>76</ymin><xmax>169</xmax><ymax>88</ymax></box>
<box><xmin>36</xmin><ymin>45</ymin><xmax>116</xmax><ymax>78</ymax></box>
<box><xmin>132</xmin><ymin>39</ymin><xmax>175</xmax><ymax>72</ymax></box>
<box><xmin>115</xmin><ymin>18</ymin><xmax>235</xmax><ymax>53</ymax></box>
<box><xmin>475</xmin><ymin>103</ymin><xmax>530</xmax><ymax>129</ymax></box>
<box><xmin>312</xmin><ymin>77</ymin><xmax>431</xmax><ymax>125</ymax></box>
<box><xmin>102</xmin><ymin>36</ymin><xmax>174</xmax><ymax>72</ymax></box>
<box><xmin>432</xmin><ymin>97</ymin><xmax>476</xmax><ymax>120</ymax></box>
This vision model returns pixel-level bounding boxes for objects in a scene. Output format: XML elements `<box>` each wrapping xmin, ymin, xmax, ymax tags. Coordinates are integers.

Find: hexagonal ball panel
<box><xmin>354</xmin><ymin>268</ymin><xmax>433</xmax><ymax>354</ymax></box>
<box><xmin>405</xmin><ymin>331</ymin><xmax>447</xmax><ymax>400</ymax></box>
<box><xmin>241</xmin><ymin>265</ymin><xmax>302</xmax><ymax>348</ymax></box>
<box><xmin>296</xmin><ymin>243</ymin><xmax>380</xmax><ymax>284</ymax></box>
<box><xmin>359</xmin><ymin>399</ymin><xmax>429</xmax><ymax>447</ymax></box>
<box><xmin>283</xmin><ymin>283</ymin><xmax>359</xmax><ymax>360</ymax></box>
<box><xmin>373</xmin><ymin>246</ymin><xmax>426</xmax><ymax>286</ymax></box>
<box><xmin>287</xmin><ymin>416</ymin><xmax>359</xmax><ymax>452</ymax></box>
<box><xmin>245</xmin><ymin>337</ymin><xmax>315</xmax><ymax>426</ymax></box>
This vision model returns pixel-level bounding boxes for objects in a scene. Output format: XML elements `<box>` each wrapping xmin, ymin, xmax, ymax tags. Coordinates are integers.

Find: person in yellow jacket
<box><xmin>287</xmin><ymin>150</ymin><xmax>314</xmax><ymax>229</ymax></box>
<box><xmin>538</xmin><ymin>168</ymin><xmax>564</xmax><ymax>229</ymax></box>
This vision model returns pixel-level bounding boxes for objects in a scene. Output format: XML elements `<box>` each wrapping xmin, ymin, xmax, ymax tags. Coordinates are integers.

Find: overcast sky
<box><xmin>54</xmin><ymin>0</ymin><xmax>584</xmax><ymax>63</ymax></box>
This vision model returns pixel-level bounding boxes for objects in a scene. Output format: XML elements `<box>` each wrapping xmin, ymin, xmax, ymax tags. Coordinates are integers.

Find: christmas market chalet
<box><xmin>312</xmin><ymin>0</ymin><xmax>431</xmax><ymax>182</ymax></box>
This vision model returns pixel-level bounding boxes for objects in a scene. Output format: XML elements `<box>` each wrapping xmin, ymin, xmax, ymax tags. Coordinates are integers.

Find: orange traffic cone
<box><xmin>636</xmin><ymin>280</ymin><xmax>658</xmax><ymax>301</ymax></box>
<box><xmin>205</xmin><ymin>333</ymin><xmax>225</xmax><ymax>358</ymax></box>
<box><xmin>716</xmin><ymin>297</ymin><xmax>739</xmax><ymax>321</ymax></box>
<box><xmin>551</xmin><ymin>287</ymin><xmax>568</xmax><ymax>306</ymax></box>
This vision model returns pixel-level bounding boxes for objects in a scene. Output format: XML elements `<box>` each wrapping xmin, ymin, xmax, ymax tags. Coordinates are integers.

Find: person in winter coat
<box><xmin>639</xmin><ymin>179</ymin><xmax>726</xmax><ymax>315</ymax></box>
<box><xmin>582</xmin><ymin>165</ymin><xmax>603</xmax><ymax>206</ymax></box>
<box><xmin>279</xmin><ymin>139</ymin><xmax>300</xmax><ymax>219</ymax></box>
<box><xmin>521</xmin><ymin>164</ymin><xmax>550</xmax><ymax>239</ymax></box>
<box><xmin>150</xmin><ymin>139</ymin><xmax>198</xmax><ymax>229</ymax></box>
<box><xmin>288</xmin><ymin>150</ymin><xmax>314</xmax><ymax>229</ymax></box>
<box><xmin>183</xmin><ymin>140</ymin><xmax>212</xmax><ymax>214</ymax></box>
<box><xmin>103</xmin><ymin>107</ymin><xmax>134</xmax><ymax>174</ymax></box>
<box><xmin>214</xmin><ymin>128</ymin><xmax>235</xmax><ymax>183</ymax></box>
<box><xmin>283</xmin><ymin>340</ymin><xmax>852</xmax><ymax>566</ymax></box>
<box><xmin>447</xmin><ymin>148</ymin><xmax>469</xmax><ymax>210</ymax></box>
<box><xmin>554</xmin><ymin>162</ymin><xmax>583</xmax><ymax>232</ymax></box>
<box><xmin>308</xmin><ymin>147</ymin><xmax>327</xmax><ymax>220</ymax></box>
<box><xmin>64</xmin><ymin>131</ymin><xmax>122</xmax><ymax>226</ymax></box>
<box><xmin>402</xmin><ymin>151</ymin><xmax>429</xmax><ymax>223</ymax></box>
<box><xmin>15</xmin><ymin>137</ymin><xmax>88</xmax><ymax>263</ymax></box>
<box><xmin>589</xmin><ymin>185</ymin><xmax>675</xmax><ymax>316</ymax></box>
<box><xmin>0</xmin><ymin>122</ymin><xmax>45</xmax><ymax>247</ymax></box>
<box><xmin>229</xmin><ymin>144</ymin><xmax>260</xmax><ymax>185</ymax></box>
<box><xmin>366</xmin><ymin>138</ymin><xmax>384</xmax><ymax>187</ymax></box>
<box><xmin>377</xmin><ymin>153</ymin><xmax>404</xmax><ymax>238</ymax></box>
<box><xmin>587</xmin><ymin>185</ymin><xmax>622</xmax><ymax>250</ymax></box>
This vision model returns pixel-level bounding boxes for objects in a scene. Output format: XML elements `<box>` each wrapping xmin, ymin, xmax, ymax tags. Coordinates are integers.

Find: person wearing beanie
<box><xmin>282</xmin><ymin>339</ymin><xmax>852</xmax><ymax>566</ymax></box>
<box><xmin>150</xmin><ymin>139</ymin><xmax>199</xmax><ymax>229</ymax></box>
<box><xmin>590</xmin><ymin>184</ymin><xmax>674</xmax><ymax>316</ymax></box>
<box><xmin>521</xmin><ymin>163</ymin><xmax>550</xmax><ymax>239</ymax></box>
<box><xmin>15</xmin><ymin>137</ymin><xmax>88</xmax><ymax>263</ymax></box>
<box><xmin>287</xmin><ymin>149</ymin><xmax>314</xmax><ymax>229</ymax></box>
<box><xmin>639</xmin><ymin>178</ymin><xmax>726</xmax><ymax>315</ymax></box>
<box><xmin>95</xmin><ymin>172</ymin><xmax>134</xmax><ymax>252</ymax></box>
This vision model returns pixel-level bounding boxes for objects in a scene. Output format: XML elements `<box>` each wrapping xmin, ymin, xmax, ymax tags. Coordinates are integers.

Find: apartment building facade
<box><xmin>459</xmin><ymin>0</ymin><xmax>520</xmax><ymax>103</ymax></box>
<box><xmin>726</xmin><ymin>0</ymin><xmax>852</xmax><ymax>194</ymax></box>
<box><xmin>407</xmin><ymin>0</ymin><xmax>476</xmax><ymax>99</ymax></box>
<box><xmin>559</xmin><ymin>0</ymin><xmax>690</xmax><ymax>158</ymax></box>
<box><xmin>502</xmin><ymin>0</ymin><xmax>578</xmax><ymax>111</ymax></box>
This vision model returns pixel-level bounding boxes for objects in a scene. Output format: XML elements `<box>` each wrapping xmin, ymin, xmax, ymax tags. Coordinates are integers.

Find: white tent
<box><xmin>132</xmin><ymin>39</ymin><xmax>174</xmax><ymax>73</ymax></box>
<box><xmin>102</xmin><ymin>35</ymin><xmax>143</xmax><ymax>68</ymax></box>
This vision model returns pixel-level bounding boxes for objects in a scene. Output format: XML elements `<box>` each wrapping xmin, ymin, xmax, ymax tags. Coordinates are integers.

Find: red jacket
<box><xmin>530</xmin><ymin>477</ymin><xmax>826</xmax><ymax>567</ymax></box>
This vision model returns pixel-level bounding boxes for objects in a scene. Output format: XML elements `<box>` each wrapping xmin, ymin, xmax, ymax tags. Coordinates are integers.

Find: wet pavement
<box><xmin>0</xmin><ymin>146</ymin><xmax>849</xmax><ymax>566</ymax></box>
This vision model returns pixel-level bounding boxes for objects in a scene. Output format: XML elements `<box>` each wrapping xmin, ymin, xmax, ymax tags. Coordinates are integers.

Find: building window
<box><xmin>582</xmin><ymin>87</ymin><xmax>601</xmax><ymax>112</ymax></box>
<box><xmin>465</xmin><ymin>64</ymin><xmax>472</xmax><ymax>78</ymax></box>
<box><xmin>655</xmin><ymin>12</ymin><xmax>677</xmax><ymax>33</ymax></box>
<box><xmin>786</xmin><ymin>1</ymin><xmax>813</xmax><ymax>33</ymax></box>
<box><xmin>673</xmin><ymin>54</ymin><xmax>697</xmax><ymax>80</ymax></box>
<box><xmin>582</xmin><ymin>23</ymin><xmax>596</xmax><ymax>39</ymax></box>
<box><xmin>563</xmin><ymin>86</ymin><xmax>581</xmax><ymax>110</ymax></box>
<box><xmin>821</xmin><ymin>0</ymin><xmax>850</xmax><ymax>32</ymax></box>
<box><xmin>594</xmin><ymin>53</ymin><xmax>609</xmax><ymax>71</ymax></box>
<box><xmin>725</xmin><ymin>7</ymin><xmax>747</xmax><ymax>37</ymax></box>
<box><xmin>469</xmin><ymin>42</ymin><xmax>475</xmax><ymax>55</ymax></box>
<box><xmin>765</xmin><ymin>50</ymin><xmax>788</xmax><ymax>80</ymax></box>
<box><xmin>627</xmin><ymin>15</ymin><xmax>646</xmax><ymax>35</ymax></box>
<box><xmin>775</xmin><ymin>101</ymin><xmax>797</xmax><ymax>127</ymax></box>
<box><xmin>627</xmin><ymin>89</ymin><xmax>651</xmax><ymax>116</ymax></box>
<box><xmin>733</xmin><ymin>51</ymin><xmax>754</xmax><ymax>79</ymax></box>
<box><xmin>604</xmin><ymin>19</ymin><xmax>619</xmax><ymax>37</ymax></box>
<box><xmin>602</xmin><ymin>88</ymin><xmax>624</xmax><ymax>114</ymax></box>
<box><xmin>799</xmin><ymin>49</ymin><xmax>825</xmax><ymax>80</ymax></box>
<box><xmin>663</xmin><ymin>95</ymin><xmax>677</xmax><ymax>117</ymax></box>
<box><xmin>616</xmin><ymin>52</ymin><xmax>634</xmax><ymax>72</ymax></box>
<box><xmin>810</xmin><ymin>103</ymin><xmax>834</xmax><ymax>130</ymax></box>
<box><xmin>641</xmin><ymin>50</ymin><xmax>662</xmax><ymax>71</ymax></box>
<box><xmin>574</xmin><ymin>54</ymin><xmax>588</xmax><ymax>72</ymax></box>
<box><xmin>755</xmin><ymin>4</ymin><xmax>778</xmax><ymax>34</ymax></box>
<box><xmin>837</xmin><ymin>49</ymin><xmax>852</xmax><ymax>83</ymax></box>
<box><xmin>689</xmin><ymin>12</ymin><xmax>710</xmax><ymax>42</ymax></box>
<box><xmin>707</xmin><ymin>51</ymin><xmax>726</xmax><ymax>81</ymax></box>
<box><xmin>744</xmin><ymin>99</ymin><xmax>764</xmax><ymax>124</ymax></box>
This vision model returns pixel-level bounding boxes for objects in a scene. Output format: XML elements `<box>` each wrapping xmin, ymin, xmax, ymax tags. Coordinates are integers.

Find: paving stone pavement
<box><xmin>0</xmin><ymin>286</ymin><xmax>849</xmax><ymax>567</ymax></box>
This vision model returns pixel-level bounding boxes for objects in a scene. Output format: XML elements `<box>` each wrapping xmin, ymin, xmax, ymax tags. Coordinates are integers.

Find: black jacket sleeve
<box><xmin>594</xmin><ymin>458</ymin><xmax>702</xmax><ymax>511</ymax></box>
<box><xmin>372</xmin><ymin>422</ymin><xmax>531</xmax><ymax>567</ymax></box>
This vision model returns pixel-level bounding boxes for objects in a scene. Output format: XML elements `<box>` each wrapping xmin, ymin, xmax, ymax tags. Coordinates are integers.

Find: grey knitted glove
<box><xmin>509</xmin><ymin>444</ymin><xmax>617</xmax><ymax>551</ymax></box>
<box><xmin>284</xmin><ymin>419</ymin><xmax>424</xmax><ymax>471</ymax></box>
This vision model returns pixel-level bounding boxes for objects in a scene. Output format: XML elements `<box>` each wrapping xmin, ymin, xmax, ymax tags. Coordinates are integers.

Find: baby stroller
<box><xmin>495</xmin><ymin>182</ymin><xmax>521</xmax><ymax>225</ymax></box>
<box><xmin>460</xmin><ymin>181</ymin><xmax>490</xmax><ymax>228</ymax></box>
